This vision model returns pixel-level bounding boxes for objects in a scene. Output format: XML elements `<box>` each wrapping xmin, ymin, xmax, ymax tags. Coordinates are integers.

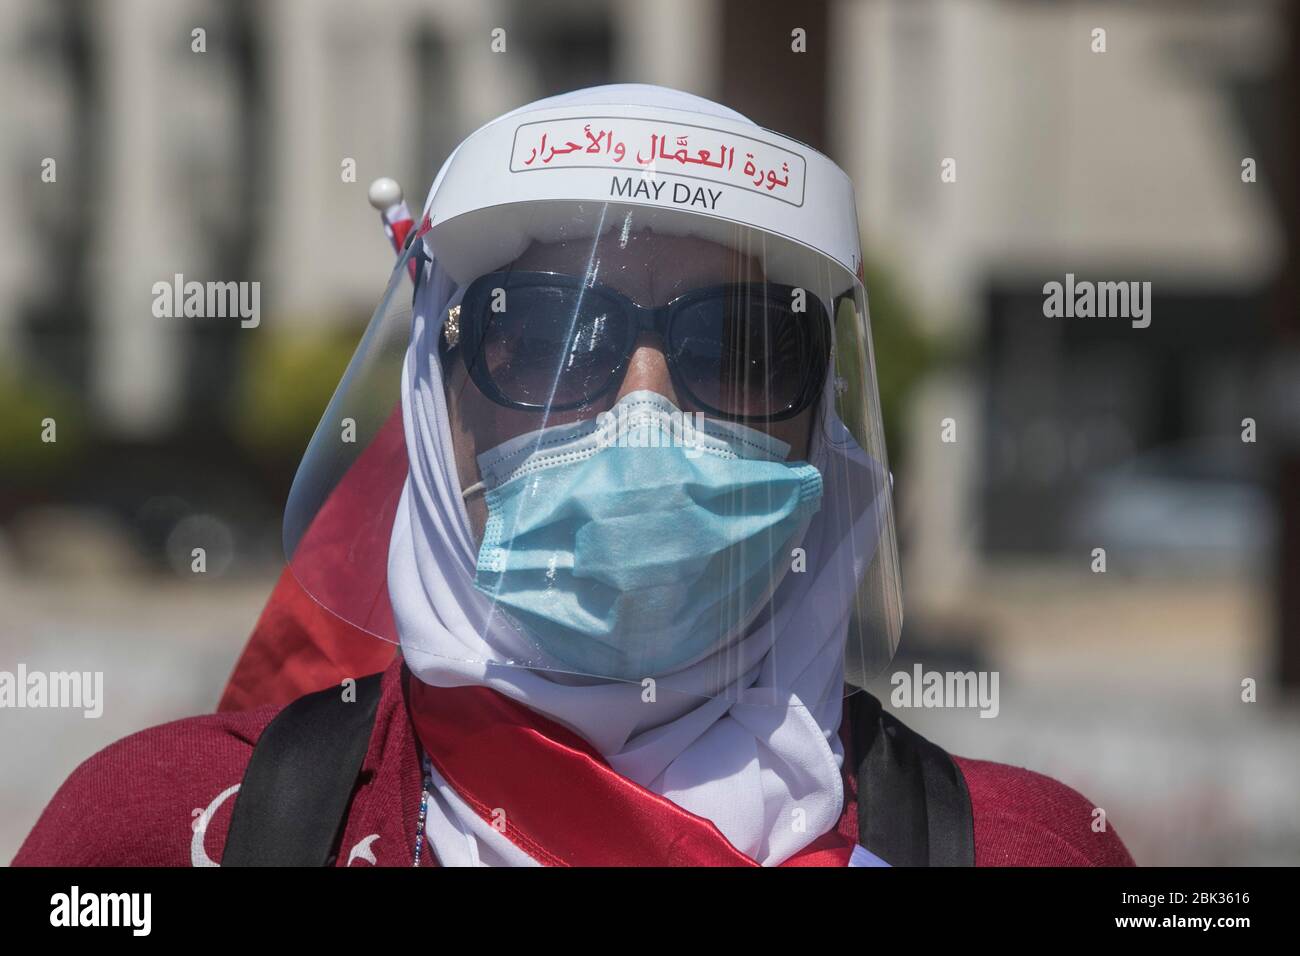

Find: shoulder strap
<box><xmin>850</xmin><ymin>689</ymin><xmax>976</xmax><ymax>867</ymax></box>
<box><xmin>221</xmin><ymin>674</ymin><xmax>972</xmax><ymax>867</ymax></box>
<box><xmin>222</xmin><ymin>673</ymin><xmax>384</xmax><ymax>867</ymax></box>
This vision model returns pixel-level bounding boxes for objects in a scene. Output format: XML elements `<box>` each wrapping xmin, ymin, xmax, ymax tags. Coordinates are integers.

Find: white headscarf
<box><xmin>389</xmin><ymin>85</ymin><xmax>885</xmax><ymax>866</ymax></box>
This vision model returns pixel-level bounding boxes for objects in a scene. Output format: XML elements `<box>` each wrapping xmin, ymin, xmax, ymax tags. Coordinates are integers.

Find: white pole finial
<box><xmin>367</xmin><ymin>177</ymin><xmax>403</xmax><ymax>211</ymax></box>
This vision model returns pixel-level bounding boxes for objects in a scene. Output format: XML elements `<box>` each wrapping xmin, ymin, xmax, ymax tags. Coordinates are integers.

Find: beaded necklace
<box><xmin>412</xmin><ymin>751</ymin><xmax>434</xmax><ymax>867</ymax></box>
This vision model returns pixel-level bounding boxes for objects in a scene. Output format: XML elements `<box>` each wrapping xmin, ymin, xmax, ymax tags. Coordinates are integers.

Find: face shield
<box><xmin>283</xmin><ymin>106</ymin><xmax>901</xmax><ymax>709</ymax></box>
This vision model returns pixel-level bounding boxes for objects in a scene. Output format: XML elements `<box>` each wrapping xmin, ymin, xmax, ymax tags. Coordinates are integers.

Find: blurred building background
<box><xmin>2</xmin><ymin>0</ymin><xmax>1297</xmax><ymax>865</ymax></box>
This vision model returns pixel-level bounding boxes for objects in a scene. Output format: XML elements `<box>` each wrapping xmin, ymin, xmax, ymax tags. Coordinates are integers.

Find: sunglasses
<box><xmin>446</xmin><ymin>270</ymin><xmax>831</xmax><ymax>423</ymax></box>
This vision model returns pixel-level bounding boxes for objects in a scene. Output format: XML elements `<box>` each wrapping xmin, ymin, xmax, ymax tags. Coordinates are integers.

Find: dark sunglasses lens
<box><xmin>476</xmin><ymin>285</ymin><xmax>626</xmax><ymax>407</ymax></box>
<box><xmin>670</xmin><ymin>290</ymin><xmax>819</xmax><ymax>419</ymax></box>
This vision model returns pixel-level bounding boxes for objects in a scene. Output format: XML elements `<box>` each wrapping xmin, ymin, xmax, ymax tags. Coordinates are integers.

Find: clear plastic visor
<box><xmin>284</xmin><ymin>201</ymin><xmax>901</xmax><ymax>706</ymax></box>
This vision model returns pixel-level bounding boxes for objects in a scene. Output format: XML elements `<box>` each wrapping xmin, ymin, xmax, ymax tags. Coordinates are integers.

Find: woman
<box><xmin>15</xmin><ymin>84</ymin><xmax>1133</xmax><ymax>867</ymax></box>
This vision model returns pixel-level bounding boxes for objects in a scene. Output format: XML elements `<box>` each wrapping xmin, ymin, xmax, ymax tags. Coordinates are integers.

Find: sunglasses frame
<box><xmin>453</xmin><ymin>270</ymin><xmax>832</xmax><ymax>424</ymax></box>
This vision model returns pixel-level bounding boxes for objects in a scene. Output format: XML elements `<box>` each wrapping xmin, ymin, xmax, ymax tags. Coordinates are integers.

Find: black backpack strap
<box><xmin>221</xmin><ymin>673</ymin><xmax>384</xmax><ymax>867</ymax></box>
<box><xmin>850</xmin><ymin>690</ymin><xmax>975</xmax><ymax>867</ymax></box>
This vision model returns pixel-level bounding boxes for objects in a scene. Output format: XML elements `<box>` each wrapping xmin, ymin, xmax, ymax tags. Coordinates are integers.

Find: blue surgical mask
<box><xmin>470</xmin><ymin>391</ymin><xmax>824</xmax><ymax>681</ymax></box>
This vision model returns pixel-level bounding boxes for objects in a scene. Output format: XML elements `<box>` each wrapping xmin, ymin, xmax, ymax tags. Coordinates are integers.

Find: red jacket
<box><xmin>14</xmin><ymin>653</ymin><xmax>1134</xmax><ymax>867</ymax></box>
